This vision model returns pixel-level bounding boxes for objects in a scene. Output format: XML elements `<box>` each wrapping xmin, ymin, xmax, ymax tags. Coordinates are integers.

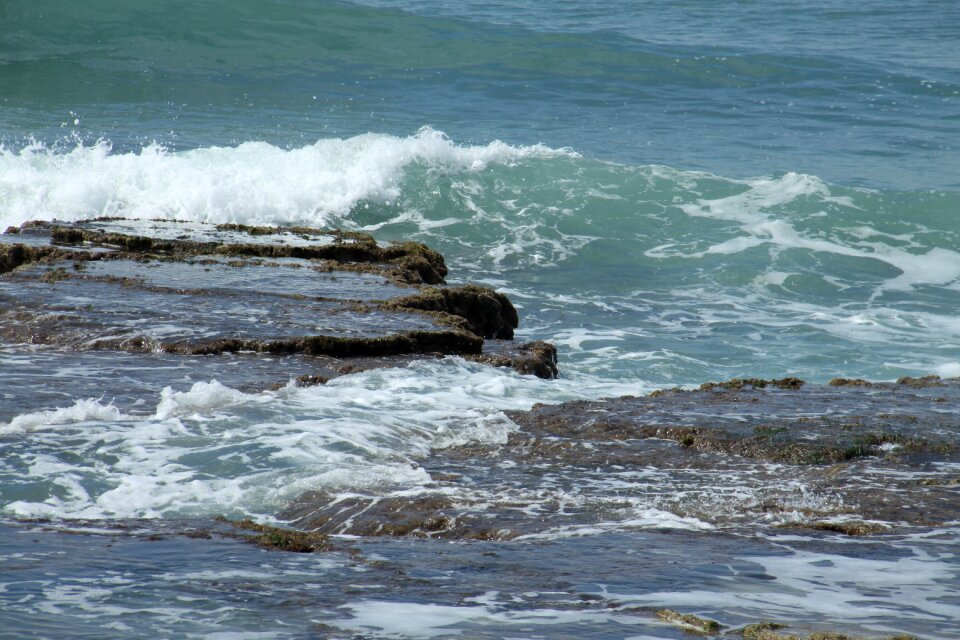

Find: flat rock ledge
<box><xmin>0</xmin><ymin>219</ymin><xmax>558</xmax><ymax>410</ymax></box>
<box><xmin>281</xmin><ymin>377</ymin><xmax>960</xmax><ymax>542</ymax></box>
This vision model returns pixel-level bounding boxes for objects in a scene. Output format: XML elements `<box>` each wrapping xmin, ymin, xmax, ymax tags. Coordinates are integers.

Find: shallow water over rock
<box><xmin>283</xmin><ymin>379</ymin><xmax>960</xmax><ymax>541</ymax></box>
<box><xmin>2</xmin><ymin>220</ymin><xmax>957</xmax><ymax>639</ymax></box>
<box><xmin>3</xmin><ymin>517</ymin><xmax>955</xmax><ymax>639</ymax></box>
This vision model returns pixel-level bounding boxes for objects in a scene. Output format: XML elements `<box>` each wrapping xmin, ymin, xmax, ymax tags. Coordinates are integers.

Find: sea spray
<box><xmin>0</xmin><ymin>359</ymin><xmax>650</xmax><ymax>521</ymax></box>
<box><xmin>0</xmin><ymin>128</ymin><xmax>569</xmax><ymax>229</ymax></box>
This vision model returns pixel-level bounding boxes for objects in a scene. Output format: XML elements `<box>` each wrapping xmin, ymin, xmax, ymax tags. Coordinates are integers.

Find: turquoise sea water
<box><xmin>3</xmin><ymin>0</ymin><xmax>959</xmax><ymax>383</ymax></box>
<box><xmin>2</xmin><ymin>1</ymin><xmax>959</xmax><ymax>637</ymax></box>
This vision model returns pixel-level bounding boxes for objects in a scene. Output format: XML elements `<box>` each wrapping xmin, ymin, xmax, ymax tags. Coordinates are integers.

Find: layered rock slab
<box><xmin>0</xmin><ymin>219</ymin><xmax>555</xmax><ymax>419</ymax></box>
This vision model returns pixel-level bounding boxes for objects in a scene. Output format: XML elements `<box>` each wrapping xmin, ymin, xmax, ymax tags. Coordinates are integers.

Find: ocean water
<box><xmin>2</xmin><ymin>1</ymin><xmax>959</xmax><ymax>638</ymax></box>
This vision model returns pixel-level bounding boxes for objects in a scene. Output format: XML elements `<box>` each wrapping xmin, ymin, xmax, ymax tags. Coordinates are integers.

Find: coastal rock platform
<box><xmin>284</xmin><ymin>377</ymin><xmax>960</xmax><ymax>540</ymax></box>
<box><xmin>2</xmin><ymin>220</ymin><xmax>955</xmax><ymax>639</ymax></box>
<box><xmin>10</xmin><ymin>376</ymin><xmax>954</xmax><ymax>639</ymax></box>
<box><xmin>0</xmin><ymin>218</ymin><xmax>556</xmax><ymax>420</ymax></box>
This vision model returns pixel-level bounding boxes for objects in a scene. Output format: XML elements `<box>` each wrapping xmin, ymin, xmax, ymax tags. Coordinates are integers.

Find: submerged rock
<box><xmin>736</xmin><ymin>622</ymin><xmax>917</xmax><ymax>640</ymax></box>
<box><xmin>501</xmin><ymin>380</ymin><xmax>959</xmax><ymax>530</ymax></box>
<box><xmin>279</xmin><ymin>377</ymin><xmax>960</xmax><ymax>542</ymax></box>
<box><xmin>213</xmin><ymin>516</ymin><xmax>335</xmax><ymax>553</ymax></box>
<box><xmin>279</xmin><ymin>492</ymin><xmax>507</xmax><ymax>541</ymax></box>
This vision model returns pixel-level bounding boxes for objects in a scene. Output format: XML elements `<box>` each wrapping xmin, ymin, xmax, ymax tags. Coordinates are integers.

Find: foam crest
<box><xmin>0</xmin><ymin>128</ymin><xmax>567</xmax><ymax>229</ymax></box>
<box><xmin>154</xmin><ymin>380</ymin><xmax>256</xmax><ymax>420</ymax></box>
<box><xmin>0</xmin><ymin>399</ymin><xmax>123</xmax><ymax>435</ymax></box>
<box><xmin>934</xmin><ymin>362</ymin><xmax>960</xmax><ymax>378</ymax></box>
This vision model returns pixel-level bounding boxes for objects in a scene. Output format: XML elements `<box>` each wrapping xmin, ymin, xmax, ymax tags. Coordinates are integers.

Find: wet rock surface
<box><xmin>283</xmin><ymin>378</ymin><xmax>960</xmax><ymax>541</ymax></box>
<box><xmin>0</xmin><ymin>218</ymin><xmax>556</xmax><ymax>419</ymax></box>
<box><xmin>3</xmin><ymin>221</ymin><xmax>955</xmax><ymax>639</ymax></box>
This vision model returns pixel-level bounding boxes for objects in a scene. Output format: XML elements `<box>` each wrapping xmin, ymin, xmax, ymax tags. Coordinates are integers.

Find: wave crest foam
<box><xmin>0</xmin><ymin>398</ymin><xmax>123</xmax><ymax>435</ymax></box>
<box><xmin>0</xmin><ymin>128</ymin><xmax>570</xmax><ymax>229</ymax></box>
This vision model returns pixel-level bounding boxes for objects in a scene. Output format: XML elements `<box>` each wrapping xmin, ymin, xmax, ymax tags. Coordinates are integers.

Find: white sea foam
<box><xmin>0</xmin><ymin>128</ymin><xmax>569</xmax><ymax>230</ymax></box>
<box><xmin>153</xmin><ymin>380</ymin><xmax>256</xmax><ymax>420</ymax></box>
<box><xmin>549</xmin><ymin>327</ymin><xmax>630</xmax><ymax>351</ymax></box>
<box><xmin>0</xmin><ymin>398</ymin><xmax>123</xmax><ymax>435</ymax></box>
<box><xmin>933</xmin><ymin>362</ymin><xmax>960</xmax><ymax>378</ymax></box>
<box><xmin>661</xmin><ymin>172</ymin><xmax>960</xmax><ymax>292</ymax></box>
<box><xmin>680</xmin><ymin>172</ymin><xmax>842</xmax><ymax>224</ymax></box>
<box><xmin>603</xmin><ymin>535</ymin><xmax>960</xmax><ymax>629</ymax></box>
<box><xmin>735</xmin><ymin>297</ymin><xmax>960</xmax><ymax>349</ymax></box>
<box><xmin>0</xmin><ymin>359</ymin><xmax>653</xmax><ymax>520</ymax></box>
<box><xmin>514</xmin><ymin>509</ymin><xmax>714</xmax><ymax>540</ymax></box>
<box><xmin>335</xmin><ymin>600</ymin><xmax>638</xmax><ymax>638</ymax></box>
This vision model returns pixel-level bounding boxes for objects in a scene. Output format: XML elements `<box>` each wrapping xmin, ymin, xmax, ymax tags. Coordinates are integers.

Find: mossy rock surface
<box><xmin>214</xmin><ymin>516</ymin><xmax>334</xmax><ymax>553</ymax></box>
<box><xmin>655</xmin><ymin>608</ymin><xmax>721</xmax><ymax>634</ymax></box>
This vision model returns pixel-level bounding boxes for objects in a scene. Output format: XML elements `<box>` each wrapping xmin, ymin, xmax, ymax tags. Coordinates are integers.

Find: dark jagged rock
<box><xmin>383</xmin><ymin>284</ymin><xmax>519</xmax><ymax>339</ymax></box>
<box><xmin>897</xmin><ymin>375</ymin><xmax>946</xmax><ymax>388</ymax></box>
<box><xmin>0</xmin><ymin>243</ymin><xmax>94</xmax><ymax>273</ymax></box>
<box><xmin>777</xmin><ymin>520</ymin><xmax>890</xmax><ymax>536</ymax></box>
<box><xmin>828</xmin><ymin>378</ymin><xmax>875</xmax><ymax>387</ymax></box>
<box><xmin>162</xmin><ymin>330</ymin><xmax>483</xmax><ymax>358</ymax></box>
<box><xmin>698</xmin><ymin>377</ymin><xmax>805</xmax><ymax>391</ymax></box>
<box><xmin>468</xmin><ymin>340</ymin><xmax>558</xmax><ymax>379</ymax></box>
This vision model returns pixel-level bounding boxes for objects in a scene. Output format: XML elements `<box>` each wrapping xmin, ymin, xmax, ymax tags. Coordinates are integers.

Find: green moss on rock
<box><xmin>656</xmin><ymin>609</ymin><xmax>721</xmax><ymax>634</ymax></box>
<box><xmin>828</xmin><ymin>378</ymin><xmax>875</xmax><ymax>387</ymax></box>
<box><xmin>700</xmin><ymin>377</ymin><xmax>805</xmax><ymax>391</ymax></box>
<box><xmin>214</xmin><ymin>516</ymin><xmax>333</xmax><ymax>553</ymax></box>
<box><xmin>742</xmin><ymin>623</ymin><xmax>792</xmax><ymax>640</ymax></box>
<box><xmin>897</xmin><ymin>375</ymin><xmax>943</xmax><ymax>388</ymax></box>
<box><xmin>737</xmin><ymin>622</ymin><xmax>916</xmax><ymax>640</ymax></box>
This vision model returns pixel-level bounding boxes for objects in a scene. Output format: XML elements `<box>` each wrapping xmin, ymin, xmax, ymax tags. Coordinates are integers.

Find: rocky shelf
<box><xmin>3</xmin><ymin>221</ymin><xmax>952</xmax><ymax>639</ymax></box>
<box><xmin>280</xmin><ymin>376</ymin><xmax>960</xmax><ymax>542</ymax></box>
<box><xmin>0</xmin><ymin>218</ymin><xmax>556</xmax><ymax>420</ymax></box>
